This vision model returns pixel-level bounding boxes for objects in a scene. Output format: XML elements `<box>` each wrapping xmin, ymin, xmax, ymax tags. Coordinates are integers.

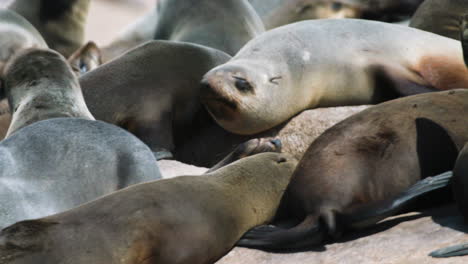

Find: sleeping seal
<box><xmin>0</xmin><ymin>153</ymin><xmax>297</xmax><ymax>264</ymax></box>
<box><xmin>201</xmin><ymin>19</ymin><xmax>468</xmax><ymax>135</ymax></box>
<box><xmin>0</xmin><ymin>48</ymin><xmax>161</xmax><ymax>228</ymax></box>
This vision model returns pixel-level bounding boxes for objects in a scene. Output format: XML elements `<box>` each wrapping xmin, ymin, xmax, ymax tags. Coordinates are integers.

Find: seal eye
<box><xmin>269</xmin><ymin>76</ymin><xmax>282</xmax><ymax>84</ymax></box>
<box><xmin>331</xmin><ymin>2</ymin><xmax>343</xmax><ymax>11</ymax></box>
<box><xmin>233</xmin><ymin>76</ymin><xmax>253</xmax><ymax>92</ymax></box>
<box><xmin>79</xmin><ymin>61</ymin><xmax>88</xmax><ymax>74</ymax></box>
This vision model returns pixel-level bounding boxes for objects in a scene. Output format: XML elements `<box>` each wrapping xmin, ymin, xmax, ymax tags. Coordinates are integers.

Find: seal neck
<box><xmin>6</xmin><ymin>80</ymin><xmax>94</xmax><ymax>137</ymax></box>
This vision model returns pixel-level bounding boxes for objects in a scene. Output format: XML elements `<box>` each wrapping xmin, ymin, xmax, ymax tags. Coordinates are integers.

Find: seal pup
<box><xmin>249</xmin><ymin>0</ymin><xmax>423</xmax><ymax>29</ymax></box>
<box><xmin>410</xmin><ymin>0</ymin><xmax>468</xmax><ymax>41</ymax></box>
<box><xmin>237</xmin><ymin>89</ymin><xmax>468</xmax><ymax>250</ymax></box>
<box><xmin>0</xmin><ymin>48</ymin><xmax>161</xmax><ymax>228</ymax></box>
<box><xmin>154</xmin><ymin>0</ymin><xmax>265</xmax><ymax>55</ymax></box>
<box><xmin>0</xmin><ymin>152</ymin><xmax>297</xmax><ymax>264</ymax></box>
<box><xmin>201</xmin><ymin>19</ymin><xmax>468</xmax><ymax>135</ymax></box>
<box><xmin>79</xmin><ymin>40</ymin><xmax>231</xmax><ymax>158</ymax></box>
<box><xmin>8</xmin><ymin>0</ymin><xmax>91</xmax><ymax>57</ymax></box>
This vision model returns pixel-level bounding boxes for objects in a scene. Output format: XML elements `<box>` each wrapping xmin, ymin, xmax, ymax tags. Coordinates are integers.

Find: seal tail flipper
<box><xmin>236</xmin><ymin>215</ymin><xmax>325</xmax><ymax>251</ymax></box>
<box><xmin>430</xmin><ymin>243</ymin><xmax>468</xmax><ymax>258</ymax></box>
<box><xmin>342</xmin><ymin>171</ymin><xmax>453</xmax><ymax>230</ymax></box>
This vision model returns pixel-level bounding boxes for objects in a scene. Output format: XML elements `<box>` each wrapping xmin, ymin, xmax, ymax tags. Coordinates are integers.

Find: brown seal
<box><xmin>201</xmin><ymin>19</ymin><xmax>468</xmax><ymax>135</ymax></box>
<box><xmin>237</xmin><ymin>89</ymin><xmax>468</xmax><ymax>250</ymax></box>
<box><xmin>0</xmin><ymin>152</ymin><xmax>297</xmax><ymax>264</ymax></box>
<box><xmin>78</xmin><ymin>40</ymin><xmax>231</xmax><ymax>158</ymax></box>
<box><xmin>410</xmin><ymin>0</ymin><xmax>468</xmax><ymax>41</ymax></box>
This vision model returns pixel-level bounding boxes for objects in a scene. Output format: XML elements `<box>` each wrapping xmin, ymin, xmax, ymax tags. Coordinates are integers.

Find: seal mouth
<box><xmin>201</xmin><ymin>91</ymin><xmax>238</xmax><ymax>121</ymax></box>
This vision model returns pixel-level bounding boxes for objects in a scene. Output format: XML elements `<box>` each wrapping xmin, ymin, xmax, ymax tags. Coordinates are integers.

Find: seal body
<box><xmin>201</xmin><ymin>19</ymin><xmax>468</xmax><ymax>135</ymax></box>
<box><xmin>154</xmin><ymin>0</ymin><xmax>265</xmax><ymax>55</ymax></box>
<box><xmin>0</xmin><ymin>153</ymin><xmax>297</xmax><ymax>264</ymax></box>
<box><xmin>79</xmin><ymin>40</ymin><xmax>231</xmax><ymax>155</ymax></box>
<box><xmin>8</xmin><ymin>0</ymin><xmax>90</xmax><ymax>57</ymax></box>
<box><xmin>410</xmin><ymin>0</ymin><xmax>468</xmax><ymax>41</ymax></box>
<box><xmin>248</xmin><ymin>0</ymin><xmax>423</xmax><ymax>29</ymax></box>
<box><xmin>0</xmin><ymin>48</ymin><xmax>161</xmax><ymax>228</ymax></box>
<box><xmin>238</xmin><ymin>89</ymin><xmax>468</xmax><ymax>250</ymax></box>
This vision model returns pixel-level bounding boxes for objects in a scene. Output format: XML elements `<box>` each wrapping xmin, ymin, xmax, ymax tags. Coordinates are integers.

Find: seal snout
<box><xmin>200</xmin><ymin>75</ymin><xmax>238</xmax><ymax>121</ymax></box>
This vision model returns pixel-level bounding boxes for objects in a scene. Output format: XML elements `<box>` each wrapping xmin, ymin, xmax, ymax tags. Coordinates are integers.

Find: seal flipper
<box><xmin>237</xmin><ymin>215</ymin><xmax>326</xmax><ymax>251</ymax></box>
<box><xmin>370</xmin><ymin>65</ymin><xmax>437</xmax><ymax>102</ymax></box>
<box><xmin>430</xmin><ymin>243</ymin><xmax>468</xmax><ymax>258</ymax></box>
<box><xmin>341</xmin><ymin>171</ymin><xmax>453</xmax><ymax>230</ymax></box>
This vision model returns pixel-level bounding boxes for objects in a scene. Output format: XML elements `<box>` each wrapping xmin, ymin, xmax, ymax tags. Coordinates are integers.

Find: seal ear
<box><xmin>68</xmin><ymin>41</ymin><xmax>102</xmax><ymax>76</ymax></box>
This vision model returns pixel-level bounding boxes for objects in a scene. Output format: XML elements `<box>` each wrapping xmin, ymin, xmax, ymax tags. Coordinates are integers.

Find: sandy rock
<box><xmin>157</xmin><ymin>160</ymin><xmax>207</xmax><ymax>179</ymax></box>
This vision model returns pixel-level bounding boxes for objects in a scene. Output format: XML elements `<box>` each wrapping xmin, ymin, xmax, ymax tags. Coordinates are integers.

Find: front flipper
<box><xmin>370</xmin><ymin>64</ymin><xmax>437</xmax><ymax>102</ymax></box>
<box><xmin>205</xmin><ymin>138</ymin><xmax>281</xmax><ymax>173</ymax></box>
<box><xmin>342</xmin><ymin>171</ymin><xmax>453</xmax><ymax>230</ymax></box>
<box><xmin>430</xmin><ymin>243</ymin><xmax>468</xmax><ymax>258</ymax></box>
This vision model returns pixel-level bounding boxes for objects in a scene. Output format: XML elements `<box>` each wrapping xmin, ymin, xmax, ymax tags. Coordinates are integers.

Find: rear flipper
<box><xmin>430</xmin><ymin>243</ymin><xmax>468</xmax><ymax>258</ymax></box>
<box><xmin>237</xmin><ymin>215</ymin><xmax>325</xmax><ymax>251</ymax></box>
<box><xmin>237</xmin><ymin>172</ymin><xmax>452</xmax><ymax>251</ymax></box>
<box><xmin>343</xmin><ymin>171</ymin><xmax>453</xmax><ymax>230</ymax></box>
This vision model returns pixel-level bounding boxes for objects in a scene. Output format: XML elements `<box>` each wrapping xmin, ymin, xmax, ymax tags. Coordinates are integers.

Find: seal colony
<box><xmin>0</xmin><ymin>0</ymin><xmax>467</xmax><ymax>262</ymax></box>
<box><xmin>201</xmin><ymin>19</ymin><xmax>468</xmax><ymax>135</ymax></box>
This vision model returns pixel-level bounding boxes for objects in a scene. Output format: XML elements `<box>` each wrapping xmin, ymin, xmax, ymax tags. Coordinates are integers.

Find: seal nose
<box><xmin>277</xmin><ymin>157</ymin><xmax>287</xmax><ymax>164</ymax></box>
<box><xmin>200</xmin><ymin>79</ymin><xmax>212</xmax><ymax>94</ymax></box>
<box><xmin>270</xmin><ymin>139</ymin><xmax>282</xmax><ymax>150</ymax></box>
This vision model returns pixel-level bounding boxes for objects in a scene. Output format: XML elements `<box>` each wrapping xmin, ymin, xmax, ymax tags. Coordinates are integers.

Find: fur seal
<box><xmin>237</xmin><ymin>89</ymin><xmax>468</xmax><ymax>250</ymax></box>
<box><xmin>410</xmin><ymin>0</ymin><xmax>468</xmax><ymax>41</ymax></box>
<box><xmin>248</xmin><ymin>0</ymin><xmax>423</xmax><ymax>29</ymax></box>
<box><xmin>201</xmin><ymin>19</ymin><xmax>468</xmax><ymax>135</ymax></box>
<box><xmin>0</xmin><ymin>48</ymin><xmax>161</xmax><ymax>228</ymax></box>
<box><xmin>0</xmin><ymin>152</ymin><xmax>297</xmax><ymax>264</ymax></box>
<box><xmin>8</xmin><ymin>0</ymin><xmax>91</xmax><ymax>57</ymax></box>
<box><xmin>153</xmin><ymin>0</ymin><xmax>265</xmax><ymax>55</ymax></box>
<box><xmin>78</xmin><ymin>40</ymin><xmax>231</xmax><ymax>157</ymax></box>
